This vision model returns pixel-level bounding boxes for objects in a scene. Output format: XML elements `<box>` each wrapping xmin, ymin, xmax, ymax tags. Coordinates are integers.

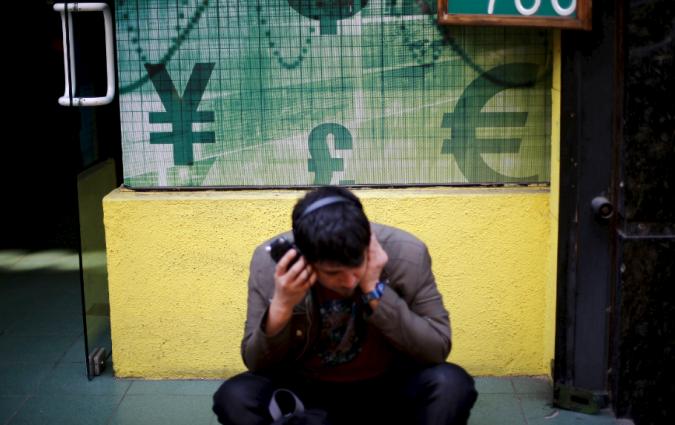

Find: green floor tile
<box><xmin>109</xmin><ymin>394</ymin><xmax>215</xmax><ymax>425</ymax></box>
<box><xmin>0</xmin><ymin>366</ymin><xmax>51</xmax><ymax>396</ymax></box>
<box><xmin>5</xmin><ymin>308</ymin><xmax>83</xmax><ymax>337</ymax></box>
<box><xmin>468</xmin><ymin>394</ymin><xmax>525</xmax><ymax>425</ymax></box>
<box><xmin>210</xmin><ymin>413</ymin><xmax>221</xmax><ymax>425</ymax></box>
<box><xmin>475</xmin><ymin>377</ymin><xmax>515</xmax><ymax>394</ymax></box>
<box><xmin>0</xmin><ymin>396</ymin><xmax>28</xmax><ymax>423</ymax></box>
<box><xmin>0</xmin><ymin>273</ymin><xmax>81</xmax><ymax>313</ymax></box>
<box><xmin>59</xmin><ymin>336</ymin><xmax>87</xmax><ymax>364</ymax></box>
<box><xmin>127</xmin><ymin>379</ymin><xmax>222</xmax><ymax>396</ymax></box>
<box><xmin>0</xmin><ymin>334</ymin><xmax>79</xmax><ymax>364</ymax></box>
<box><xmin>0</xmin><ymin>310</ymin><xmax>21</xmax><ymax>334</ymax></box>
<box><xmin>8</xmin><ymin>395</ymin><xmax>121</xmax><ymax>425</ymax></box>
<box><xmin>37</xmin><ymin>363</ymin><xmax>131</xmax><ymax>396</ymax></box>
<box><xmin>511</xmin><ymin>376</ymin><xmax>552</xmax><ymax>395</ymax></box>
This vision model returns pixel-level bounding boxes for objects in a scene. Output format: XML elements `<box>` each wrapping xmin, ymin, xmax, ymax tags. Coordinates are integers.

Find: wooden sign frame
<box><xmin>438</xmin><ymin>0</ymin><xmax>592</xmax><ymax>30</ymax></box>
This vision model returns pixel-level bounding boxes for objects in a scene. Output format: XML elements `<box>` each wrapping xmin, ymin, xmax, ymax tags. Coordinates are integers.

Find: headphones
<box><xmin>298</xmin><ymin>196</ymin><xmax>351</xmax><ymax>219</ymax></box>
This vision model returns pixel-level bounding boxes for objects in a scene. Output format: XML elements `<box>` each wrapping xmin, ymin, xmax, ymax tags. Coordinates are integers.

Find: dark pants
<box><xmin>212</xmin><ymin>363</ymin><xmax>478</xmax><ymax>425</ymax></box>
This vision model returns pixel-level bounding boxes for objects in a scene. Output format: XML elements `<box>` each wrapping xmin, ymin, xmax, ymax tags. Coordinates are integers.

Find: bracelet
<box><xmin>361</xmin><ymin>281</ymin><xmax>385</xmax><ymax>303</ymax></box>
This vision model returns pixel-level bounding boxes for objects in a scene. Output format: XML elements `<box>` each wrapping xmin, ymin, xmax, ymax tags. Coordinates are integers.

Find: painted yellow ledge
<box><xmin>104</xmin><ymin>187</ymin><xmax>551</xmax><ymax>378</ymax></box>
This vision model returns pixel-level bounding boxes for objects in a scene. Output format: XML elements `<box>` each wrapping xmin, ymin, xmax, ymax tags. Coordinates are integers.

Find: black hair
<box><xmin>292</xmin><ymin>187</ymin><xmax>370</xmax><ymax>267</ymax></box>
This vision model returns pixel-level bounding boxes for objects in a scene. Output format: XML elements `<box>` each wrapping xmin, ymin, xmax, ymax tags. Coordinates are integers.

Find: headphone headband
<box><xmin>299</xmin><ymin>196</ymin><xmax>350</xmax><ymax>219</ymax></box>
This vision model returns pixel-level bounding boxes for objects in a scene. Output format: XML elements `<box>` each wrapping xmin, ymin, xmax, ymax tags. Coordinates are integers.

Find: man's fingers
<box><xmin>287</xmin><ymin>254</ymin><xmax>307</xmax><ymax>277</ymax></box>
<box><xmin>367</xmin><ymin>234</ymin><xmax>388</xmax><ymax>269</ymax></box>
<box><xmin>297</xmin><ymin>266</ymin><xmax>315</xmax><ymax>283</ymax></box>
<box><xmin>371</xmin><ymin>234</ymin><xmax>384</xmax><ymax>251</ymax></box>
<box><xmin>299</xmin><ymin>270</ymin><xmax>316</xmax><ymax>291</ymax></box>
<box><xmin>275</xmin><ymin>252</ymin><xmax>315</xmax><ymax>297</ymax></box>
<box><xmin>275</xmin><ymin>249</ymin><xmax>298</xmax><ymax>276</ymax></box>
<box><xmin>278</xmin><ymin>256</ymin><xmax>313</xmax><ymax>288</ymax></box>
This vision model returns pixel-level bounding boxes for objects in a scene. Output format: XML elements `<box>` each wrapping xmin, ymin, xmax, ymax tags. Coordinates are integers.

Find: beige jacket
<box><xmin>241</xmin><ymin>223</ymin><xmax>452</xmax><ymax>372</ymax></box>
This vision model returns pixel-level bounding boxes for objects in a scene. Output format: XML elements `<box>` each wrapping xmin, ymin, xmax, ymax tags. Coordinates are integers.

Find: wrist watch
<box><xmin>362</xmin><ymin>281</ymin><xmax>385</xmax><ymax>303</ymax></box>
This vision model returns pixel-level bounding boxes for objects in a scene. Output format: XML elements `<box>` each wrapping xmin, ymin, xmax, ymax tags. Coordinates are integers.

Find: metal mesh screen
<box><xmin>116</xmin><ymin>0</ymin><xmax>552</xmax><ymax>187</ymax></box>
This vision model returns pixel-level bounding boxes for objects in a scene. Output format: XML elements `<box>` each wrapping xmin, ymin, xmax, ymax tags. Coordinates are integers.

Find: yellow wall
<box><xmin>104</xmin><ymin>187</ymin><xmax>551</xmax><ymax>378</ymax></box>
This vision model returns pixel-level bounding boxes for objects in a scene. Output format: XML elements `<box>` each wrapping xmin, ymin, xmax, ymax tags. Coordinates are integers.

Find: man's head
<box><xmin>292</xmin><ymin>187</ymin><xmax>371</xmax><ymax>295</ymax></box>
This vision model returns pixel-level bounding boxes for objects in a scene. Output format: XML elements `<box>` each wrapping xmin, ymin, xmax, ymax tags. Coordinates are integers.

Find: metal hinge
<box><xmin>553</xmin><ymin>383</ymin><xmax>609</xmax><ymax>414</ymax></box>
<box><xmin>87</xmin><ymin>347</ymin><xmax>107</xmax><ymax>377</ymax></box>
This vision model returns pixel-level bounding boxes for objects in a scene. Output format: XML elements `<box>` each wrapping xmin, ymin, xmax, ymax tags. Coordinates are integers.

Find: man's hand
<box><xmin>266</xmin><ymin>249</ymin><xmax>316</xmax><ymax>336</ymax></box>
<box><xmin>359</xmin><ymin>234</ymin><xmax>388</xmax><ymax>295</ymax></box>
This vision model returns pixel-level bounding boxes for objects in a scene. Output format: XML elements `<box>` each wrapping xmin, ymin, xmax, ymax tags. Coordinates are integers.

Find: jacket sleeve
<box><xmin>367</xmin><ymin>244</ymin><xmax>452</xmax><ymax>364</ymax></box>
<box><xmin>240</xmin><ymin>245</ymin><xmax>295</xmax><ymax>372</ymax></box>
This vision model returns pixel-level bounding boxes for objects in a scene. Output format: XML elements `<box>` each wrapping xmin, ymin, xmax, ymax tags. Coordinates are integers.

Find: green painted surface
<box><xmin>116</xmin><ymin>0</ymin><xmax>552</xmax><ymax>187</ymax></box>
<box><xmin>449</xmin><ymin>0</ymin><xmax>577</xmax><ymax>18</ymax></box>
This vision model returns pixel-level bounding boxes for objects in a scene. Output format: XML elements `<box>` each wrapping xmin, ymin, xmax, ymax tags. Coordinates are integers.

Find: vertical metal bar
<box><xmin>63</xmin><ymin>1</ymin><xmax>74</xmax><ymax>105</ymax></box>
<box><xmin>555</xmin><ymin>0</ymin><xmax>621</xmax><ymax>396</ymax></box>
<box><xmin>608</xmin><ymin>0</ymin><xmax>626</xmax><ymax>406</ymax></box>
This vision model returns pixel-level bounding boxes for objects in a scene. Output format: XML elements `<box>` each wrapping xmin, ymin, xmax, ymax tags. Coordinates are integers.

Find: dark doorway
<box><xmin>555</xmin><ymin>1</ymin><xmax>674</xmax><ymax>424</ymax></box>
<box><xmin>2</xmin><ymin>1</ymin><xmax>122</xmax><ymax>250</ymax></box>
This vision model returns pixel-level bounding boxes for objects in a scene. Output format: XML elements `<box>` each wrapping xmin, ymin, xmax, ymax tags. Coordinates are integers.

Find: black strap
<box><xmin>299</xmin><ymin>196</ymin><xmax>350</xmax><ymax>219</ymax></box>
<box><xmin>269</xmin><ymin>389</ymin><xmax>305</xmax><ymax>420</ymax></box>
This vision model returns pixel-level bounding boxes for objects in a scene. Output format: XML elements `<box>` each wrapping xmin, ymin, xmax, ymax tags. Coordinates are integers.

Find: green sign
<box><xmin>116</xmin><ymin>0</ymin><xmax>552</xmax><ymax>188</ymax></box>
<box><xmin>438</xmin><ymin>0</ymin><xmax>591</xmax><ymax>30</ymax></box>
<box><xmin>450</xmin><ymin>0</ymin><xmax>576</xmax><ymax>16</ymax></box>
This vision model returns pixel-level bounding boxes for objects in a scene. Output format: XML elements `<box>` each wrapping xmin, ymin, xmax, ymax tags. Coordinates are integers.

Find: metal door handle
<box><xmin>54</xmin><ymin>3</ymin><xmax>115</xmax><ymax>106</ymax></box>
<box><xmin>591</xmin><ymin>196</ymin><xmax>614</xmax><ymax>220</ymax></box>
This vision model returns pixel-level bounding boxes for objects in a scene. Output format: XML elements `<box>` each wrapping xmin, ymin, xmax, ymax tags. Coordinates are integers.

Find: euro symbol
<box><xmin>288</xmin><ymin>0</ymin><xmax>368</xmax><ymax>35</ymax></box>
<box><xmin>307</xmin><ymin>123</ymin><xmax>354</xmax><ymax>184</ymax></box>
<box><xmin>146</xmin><ymin>63</ymin><xmax>215</xmax><ymax>166</ymax></box>
<box><xmin>441</xmin><ymin>63</ymin><xmax>541</xmax><ymax>183</ymax></box>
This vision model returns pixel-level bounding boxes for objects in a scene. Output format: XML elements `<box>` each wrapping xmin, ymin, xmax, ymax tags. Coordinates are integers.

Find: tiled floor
<box><xmin>0</xmin><ymin>250</ymin><xmax>621</xmax><ymax>425</ymax></box>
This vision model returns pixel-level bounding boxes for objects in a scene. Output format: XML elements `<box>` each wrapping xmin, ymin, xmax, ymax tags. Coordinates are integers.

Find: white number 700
<box><xmin>488</xmin><ymin>0</ymin><xmax>577</xmax><ymax>16</ymax></box>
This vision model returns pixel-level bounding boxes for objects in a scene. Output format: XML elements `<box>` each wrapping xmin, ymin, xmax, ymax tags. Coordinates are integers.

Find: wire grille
<box><xmin>115</xmin><ymin>0</ymin><xmax>552</xmax><ymax>188</ymax></box>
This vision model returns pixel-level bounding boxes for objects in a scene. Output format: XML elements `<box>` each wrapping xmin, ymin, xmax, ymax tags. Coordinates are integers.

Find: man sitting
<box><xmin>213</xmin><ymin>186</ymin><xmax>477</xmax><ymax>424</ymax></box>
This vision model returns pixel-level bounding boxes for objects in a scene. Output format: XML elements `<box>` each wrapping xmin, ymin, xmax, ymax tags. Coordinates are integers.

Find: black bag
<box><xmin>268</xmin><ymin>389</ymin><xmax>329</xmax><ymax>425</ymax></box>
